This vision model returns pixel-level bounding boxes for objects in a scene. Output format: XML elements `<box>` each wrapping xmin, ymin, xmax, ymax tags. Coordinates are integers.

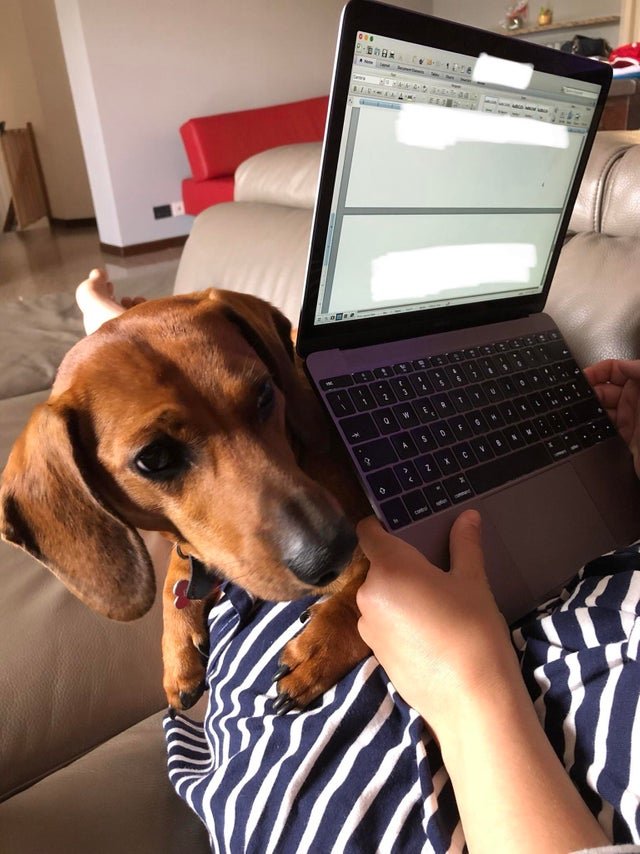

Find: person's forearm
<box><xmin>433</xmin><ymin>655</ymin><xmax>609</xmax><ymax>854</ymax></box>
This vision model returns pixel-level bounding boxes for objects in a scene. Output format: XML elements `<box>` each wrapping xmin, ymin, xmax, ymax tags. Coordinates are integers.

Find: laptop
<box><xmin>296</xmin><ymin>0</ymin><xmax>640</xmax><ymax>622</ymax></box>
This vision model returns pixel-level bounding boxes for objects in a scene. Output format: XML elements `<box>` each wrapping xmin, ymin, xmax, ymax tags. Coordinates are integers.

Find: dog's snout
<box><xmin>277</xmin><ymin>499</ymin><xmax>357</xmax><ymax>588</ymax></box>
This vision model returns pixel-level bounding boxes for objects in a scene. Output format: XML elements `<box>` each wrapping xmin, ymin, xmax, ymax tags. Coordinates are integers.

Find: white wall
<box><xmin>432</xmin><ymin>0</ymin><xmax>619</xmax><ymax>32</ymax></box>
<box><xmin>55</xmin><ymin>0</ymin><xmax>434</xmax><ymax>249</ymax></box>
<box><xmin>0</xmin><ymin>0</ymin><xmax>94</xmax><ymax>221</ymax></box>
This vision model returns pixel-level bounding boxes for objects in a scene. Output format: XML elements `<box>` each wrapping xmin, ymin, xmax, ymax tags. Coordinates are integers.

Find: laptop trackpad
<box><xmin>482</xmin><ymin>463</ymin><xmax>615</xmax><ymax>603</ymax></box>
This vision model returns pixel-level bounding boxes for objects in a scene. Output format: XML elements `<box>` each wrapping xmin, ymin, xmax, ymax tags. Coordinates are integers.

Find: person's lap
<box><xmin>165</xmin><ymin>548</ymin><xmax>640</xmax><ymax>852</ymax></box>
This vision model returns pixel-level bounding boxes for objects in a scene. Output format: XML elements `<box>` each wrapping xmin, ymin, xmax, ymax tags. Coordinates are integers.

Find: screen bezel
<box><xmin>296</xmin><ymin>0</ymin><xmax>611</xmax><ymax>358</ymax></box>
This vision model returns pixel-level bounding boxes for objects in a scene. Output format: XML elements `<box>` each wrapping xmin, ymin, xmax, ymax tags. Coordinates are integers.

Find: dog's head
<box><xmin>0</xmin><ymin>289</ymin><xmax>357</xmax><ymax>620</ymax></box>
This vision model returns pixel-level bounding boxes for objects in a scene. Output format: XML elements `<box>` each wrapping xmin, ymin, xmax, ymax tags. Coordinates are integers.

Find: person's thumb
<box><xmin>357</xmin><ymin>515</ymin><xmax>434</xmax><ymax>570</ymax></box>
<box><xmin>448</xmin><ymin>510</ymin><xmax>486</xmax><ymax>582</ymax></box>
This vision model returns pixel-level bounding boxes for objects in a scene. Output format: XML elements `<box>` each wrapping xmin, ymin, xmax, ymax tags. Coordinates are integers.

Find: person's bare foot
<box><xmin>75</xmin><ymin>268</ymin><xmax>145</xmax><ymax>335</ymax></box>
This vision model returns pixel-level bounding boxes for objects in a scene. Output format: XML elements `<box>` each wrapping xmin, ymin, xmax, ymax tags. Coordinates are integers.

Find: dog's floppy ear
<box><xmin>0</xmin><ymin>400</ymin><xmax>155</xmax><ymax>621</ymax></box>
<box><xmin>210</xmin><ymin>289</ymin><xmax>329</xmax><ymax>450</ymax></box>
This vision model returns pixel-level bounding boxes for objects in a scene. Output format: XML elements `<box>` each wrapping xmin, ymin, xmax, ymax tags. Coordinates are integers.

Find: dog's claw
<box><xmin>272</xmin><ymin>663</ymin><xmax>291</xmax><ymax>684</ymax></box>
<box><xmin>273</xmin><ymin>692</ymin><xmax>297</xmax><ymax>716</ymax></box>
<box><xmin>299</xmin><ymin>609</ymin><xmax>311</xmax><ymax>624</ymax></box>
<box><xmin>179</xmin><ymin>681</ymin><xmax>206</xmax><ymax>710</ymax></box>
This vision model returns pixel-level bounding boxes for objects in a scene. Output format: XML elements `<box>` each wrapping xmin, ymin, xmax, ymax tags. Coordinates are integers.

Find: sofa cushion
<box><xmin>180</xmin><ymin>96</ymin><xmax>328</xmax><ymax>182</ymax></box>
<box><xmin>0</xmin><ymin>710</ymin><xmax>209</xmax><ymax>853</ymax></box>
<box><xmin>0</xmin><ymin>292</ymin><xmax>83</xmax><ymax>400</ymax></box>
<box><xmin>234</xmin><ymin>142</ymin><xmax>322</xmax><ymax>209</ymax></box>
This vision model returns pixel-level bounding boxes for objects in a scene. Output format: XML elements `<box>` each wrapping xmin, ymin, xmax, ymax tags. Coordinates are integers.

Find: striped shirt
<box><xmin>165</xmin><ymin>548</ymin><xmax>640</xmax><ymax>852</ymax></box>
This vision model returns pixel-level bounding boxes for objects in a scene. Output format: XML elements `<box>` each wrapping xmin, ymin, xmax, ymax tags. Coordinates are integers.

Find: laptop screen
<box><xmin>312</xmin><ymin>28</ymin><xmax>602</xmax><ymax>328</ymax></box>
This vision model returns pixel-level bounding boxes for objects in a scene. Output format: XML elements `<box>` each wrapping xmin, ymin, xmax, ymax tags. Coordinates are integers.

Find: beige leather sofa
<box><xmin>1</xmin><ymin>130</ymin><xmax>639</xmax><ymax>853</ymax></box>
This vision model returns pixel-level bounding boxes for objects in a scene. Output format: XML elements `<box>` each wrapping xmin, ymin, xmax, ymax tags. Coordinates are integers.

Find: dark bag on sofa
<box><xmin>560</xmin><ymin>34</ymin><xmax>611</xmax><ymax>57</ymax></box>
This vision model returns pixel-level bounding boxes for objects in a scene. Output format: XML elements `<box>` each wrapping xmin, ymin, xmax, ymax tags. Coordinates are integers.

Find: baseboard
<box><xmin>50</xmin><ymin>216</ymin><xmax>98</xmax><ymax>228</ymax></box>
<box><xmin>100</xmin><ymin>235</ymin><xmax>188</xmax><ymax>257</ymax></box>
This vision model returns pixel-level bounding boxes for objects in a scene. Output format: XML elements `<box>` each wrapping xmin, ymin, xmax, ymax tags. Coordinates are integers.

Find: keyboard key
<box><xmin>519</xmin><ymin>421</ymin><xmax>539</xmax><ymax>444</ymax></box>
<box><xmin>354</xmin><ymin>438</ymin><xmax>397</xmax><ymax>471</ymax></box>
<box><xmin>467</xmin><ymin>385</ymin><xmax>489</xmax><ymax>407</ymax></box>
<box><xmin>444</xmin><ymin>365</ymin><xmax>469</xmax><ymax>388</ymax></box>
<box><xmin>467</xmin><ymin>411</ymin><xmax>489</xmax><ymax>435</ymax></box>
<box><xmin>504</xmin><ymin>425</ymin><xmax>526</xmax><ymax>450</ymax></box>
<box><xmin>339</xmin><ymin>413</ymin><xmax>379</xmax><ymax>444</ymax></box>
<box><xmin>320</xmin><ymin>375</ymin><xmax>353</xmax><ymax>390</ymax></box>
<box><xmin>352</xmin><ymin>370</ymin><xmax>374</xmax><ymax>384</ymax></box>
<box><xmin>483</xmin><ymin>380</ymin><xmax>503</xmax><ymax>402</ymax></box>
<box><xmin>469</xmin><ymin>436</ymin><xmax>494</xmax><ymax>462</ymax></box>
<box><xmin>453</xmin><ymin>442</ymin><xmax>477</xmax><ymax>468</ymax></box>
<box><xmin>367</xmin><ymin>468</ymin><xmax>401</xmax><ymax>500</ymax></box>
<box><xmin>372</xmin><ymin>408</ymin><xmax>399</xmax><ymax>435</ymax></box>
<box><xmin>450</xmin><ymin>388</ymin><xmax>473</xmax><ymax>413</ymax></box>
<box><xmin>433</xmin><ymin>449</ymin><xmax>460</xmax><ymax>475</ymax></box>
<box><xmin>373</xmin><ymin>366</ymin><xmax>394</xmax><ymax>379</ymax></box>
<box><xmin>545</xmin><ymin>437</ymin><xmax>570</xmax><ymax>461</ymax></box>
<box><xmin>415</xmin><ymin>454</ymin><xmax>441</xmax><ymax>483</ymax></box>
<box><xmin>431</xmin><ymin>421</ymin><xmax>456</xmax><ymax>447</ymax></box>
<box><xmin>393</xmin><ymin>362</ymin><xmax>412</xmax><ymax>374</ymax></box>
<box><xmin>428</xmin><ymin>368</ymin><xmax>452</xmax><ymax>391</ymax></box>
<box><xmin>370</xmin><ymin>381</ymin><xmax>396</xmax><ymax>406</ymax></box>
<box><xmin>350</xmin><ymin>386</ymin><xmax>376</xmax><ymax>412</ymax></box>
<box><xmin>466</xmin><ymin>443</ymin><xmax>552</xmax><ymax>495</ymax></box>
<box><xmin>448</xmin><ymin>414</ymin><xmax>473</xmax><ymax>441</ymax></box>
<box><xmin>392</xmin><ymin>403</ymin><xmax>420</xmax><ymax>428</ymax></box>
<box><xmin>411</xmin><ymin>373</ymin><xmax>434</xmax><ymax>395</ymax></box>
<box><xmin>327</xmin><ymin>390</ymin><xmax>355</xmax><ymax>417</ymax></box>
<box><xmin>443</xmin><ymin>474</ymin><xmax>474</xmax><ymax>504</ymax></box>
<box><xmin>390</xmin><ymin>433</ymin><xmax>419</xmax><ymax>460</ymax></box>
<box><xmin>484</xmin><ymin>406</ymin><xmax>505</xmax><ymax>429</ymax></box>
<box><xmin>389</xmin><ymin>376</ymin><xmax>416</xmax><ymax>400</ymax></box>
<box><xmin>432</xmin><ymin>393</ymin><xmax>456</xmax><ymax>418</ymax></box>
<box><xmin>424</xmin><ymin>482</ymin><xmax>451</xmax><ymax>512</ymax></box>
<box><xmin>488</xmin><ymin>431</ymin><xmax>509</xmax><ymax>456</ymax></box>
<box><xmin>415</xmin><ymin>399</ymin><xmax>438</xmax><ymax>423</ymax></box>
<box><xmin>498</xmin><ymin>401</ymin><xmax>519</xmax><ymax>424</ymax></box>
<box><xmin>403</xmin><ymin>489</ymin><xmax>433</xmax><ymax>521</ymax></box>
<box><xmin>394</xmin><ymin>461</ymin><xmax>422</xmax><ymax>490</ymax></box>
<box><xmin>410</xmin><ymin>426</ymin><xmax>438</xmax><ymax>453</ymax></box>
<box><xmin>380</xmin><ymin>497</ymin><xmax>411</xmax><ymax>530</ymax></box>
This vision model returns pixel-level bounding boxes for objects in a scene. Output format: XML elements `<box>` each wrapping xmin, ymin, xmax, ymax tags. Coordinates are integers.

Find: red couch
<box><xmin>180</xmin><ymin>96</ymin><xmax>328</xmax><ymax>215</ymax></box>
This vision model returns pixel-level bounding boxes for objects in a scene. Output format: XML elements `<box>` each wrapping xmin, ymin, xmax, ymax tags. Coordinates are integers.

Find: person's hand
<box><xmin>584</xmin><ymin>359</ymin><xmax>640</xmax><ymax>476</ymax></box>
<box><xmin>356</xmin><ymin>510</ymin><xmax>519</xmax><ymax>736</ymax></box>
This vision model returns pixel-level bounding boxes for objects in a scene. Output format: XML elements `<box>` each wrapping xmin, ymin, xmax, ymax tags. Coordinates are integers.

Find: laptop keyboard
<box><xmin>319</xmin><ymin>330</ymin><xmax>616</xmax><ymax>530</ymax></box>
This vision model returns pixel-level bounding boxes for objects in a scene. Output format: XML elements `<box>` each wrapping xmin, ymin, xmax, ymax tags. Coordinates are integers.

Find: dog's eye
<box><xmin>257</xmin><ymin>379</ymin><xmax>275</xmax><ymax>421</ymax></box>
<box><xmin>134</xmin><ymin>438</ymin><xmax>186</xmax><ymax>479</ymax></box>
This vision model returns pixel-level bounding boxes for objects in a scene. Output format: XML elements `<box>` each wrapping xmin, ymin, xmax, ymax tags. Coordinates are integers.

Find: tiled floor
<box><xmin>0</xmin><ymin>220</ymin><xmax>182</xmax><ymax>301</ymax></box>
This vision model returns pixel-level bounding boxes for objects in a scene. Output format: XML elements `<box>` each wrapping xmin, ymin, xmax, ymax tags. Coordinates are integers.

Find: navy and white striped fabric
<box><xmin>164</xmin><ymin>550</ymin><xmax>640</xmax><ymax>852</ymax></box>
<box><xmin>513</xmin><ymin>545</ymin><xmax>640</xmax><ymax>846</ymax></box>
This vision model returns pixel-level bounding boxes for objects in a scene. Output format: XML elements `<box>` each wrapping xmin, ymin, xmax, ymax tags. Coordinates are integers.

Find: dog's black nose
<box><xmin>277</xmin><ymin>501</ymin><xmax>357</xmax><ymax>587</ymax></box>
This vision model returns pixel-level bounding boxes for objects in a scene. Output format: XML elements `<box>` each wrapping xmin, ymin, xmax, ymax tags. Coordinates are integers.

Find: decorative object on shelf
<box><xmin>537</xmin><ymin>7</ymin><xmax>553</xmax><ymax>26</ymax></box>
<box><xmin>502</xmin><ymin>0</ymin><xmax>529</xmax><ymax>30</ymax></box>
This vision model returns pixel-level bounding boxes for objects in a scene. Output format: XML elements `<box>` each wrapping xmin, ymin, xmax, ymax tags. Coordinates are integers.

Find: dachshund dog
<box><xmin>0</xmin><ymin>289</ymin><xmax>371</xmax><ymax>711</ymax></box>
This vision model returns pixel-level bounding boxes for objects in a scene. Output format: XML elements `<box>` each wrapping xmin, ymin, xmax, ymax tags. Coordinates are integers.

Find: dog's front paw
<box><xmin>272</xmin><ymin>597</ymin><xmax>369</xmax><ymax>713</ymax></box>
<box><xmin>163</xmin><ymin>623</ymin><xmax>209</xmax><ymax>710</ymax></box>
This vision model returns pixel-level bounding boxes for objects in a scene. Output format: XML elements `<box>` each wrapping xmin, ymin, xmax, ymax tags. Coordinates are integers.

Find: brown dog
<box><xmin>0</xmin><ymin>289</ymin><xmax>371</xmax><ymax>711</ymax></box>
